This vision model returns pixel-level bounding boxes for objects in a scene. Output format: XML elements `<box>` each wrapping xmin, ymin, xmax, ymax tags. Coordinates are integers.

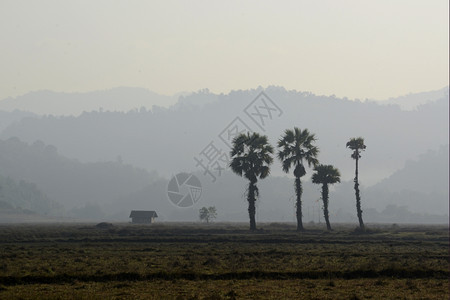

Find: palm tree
<box><xmin>278</xmin><ymin>128</ymin><xmax>319</xmax><ymax>231</ymax></box>
<box><xmin>312</xmin><ymin>164</ymin><xmax>341</xmax><ymax>231</ymax></box>
<box><xmin>346</xmin><ymin>137</ymin><xmax>366</xmax><ymax>230</ymax></box>
<box><xmin>229</xmin><ymin>132</ymin><xmax>274</xmax><ymax>231</ymax></box>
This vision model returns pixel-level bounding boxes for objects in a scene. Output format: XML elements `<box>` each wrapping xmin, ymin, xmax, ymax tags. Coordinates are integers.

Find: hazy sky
<box><xmin>1</xmin><ymin>0</ymin><xmax>448</xmax><ymax>101</ymax></box>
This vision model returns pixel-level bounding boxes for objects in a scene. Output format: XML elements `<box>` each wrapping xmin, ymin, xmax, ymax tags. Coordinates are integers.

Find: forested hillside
<box><xmin>0</xmin><ymin>174</ymin><xmax>61</xmax><ymax>215</ymax></box>
<box><xmin>0</xmin><ymin>138</ymin><xmax>158</xmax><ymax>212</ymax></box>
<box><xmin>1</xmin><ymin>87</ymin><xmax>448</xmax><ymax>186</ymax></box>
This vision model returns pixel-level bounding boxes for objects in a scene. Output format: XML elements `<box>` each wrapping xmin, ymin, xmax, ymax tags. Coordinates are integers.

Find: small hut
<box><xmin>129</xmin><ymin>210</ymin><xmax>158</xmax><ymax>224</ymax></box>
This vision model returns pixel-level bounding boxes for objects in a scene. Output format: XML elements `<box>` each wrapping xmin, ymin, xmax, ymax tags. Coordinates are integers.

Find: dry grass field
<box><xmin>0</xmin><ymin>222</ymin><xmax>448</xmax><ymax>299</ymax></box>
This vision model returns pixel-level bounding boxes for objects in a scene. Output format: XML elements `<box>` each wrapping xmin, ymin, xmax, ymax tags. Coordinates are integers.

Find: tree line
<box><xmin>229</xmin><ymin>128</ymin><xmax>367</xmax><ymax>231</ymax></box>
<box><xmin>0</xmin><ymin>174</ymin><xmax>62</xmax><ymax>215</ymax></box>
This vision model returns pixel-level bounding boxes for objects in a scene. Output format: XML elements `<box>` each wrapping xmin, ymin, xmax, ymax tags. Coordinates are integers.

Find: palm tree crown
<box><xmin>312</xmin><ymin>165</ymin><xmax>341</xmax><ymax>185</ymax></box>
<box><xmin>230</xmin><ymin>132</ymin><xmax>274</xmax><ymax>181</ymax></box>
<box><xmin>277</xmin><ymin>127</ymin><xmax>319</xmax><ymax>177</ymax></box>
<box><xmin>346</xmin><ymin>137</ymin><xmax>366</xmax><ymax>160</ymax></box>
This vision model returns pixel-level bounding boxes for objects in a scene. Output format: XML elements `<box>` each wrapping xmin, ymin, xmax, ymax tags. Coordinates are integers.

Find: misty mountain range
<box><xmin>0</xmin><ymin>86</ymin><xmax>447</xmax><ymax>116</ymax></box>
<box><xmin>0</xmin><ymin>86</ymin><xmax>448</xmax><ymax>223</ymax></box>
<box><xmin>0</xmin><ymin>87</ymin><xmax>181</xmax><ymax>116</ymax></box>
<box><xmin>0</xmin><ymin>138</ymin><xmax>155</xmax><ymax>211</ymax></box>
<box><xmin>1</xmin><ymin>86</ymin><xmax>448</xmax><ymax>184</ymax></box>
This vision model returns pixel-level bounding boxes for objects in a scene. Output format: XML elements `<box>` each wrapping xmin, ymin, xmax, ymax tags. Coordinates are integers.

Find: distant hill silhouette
<box><xmin>0</xmin><ymin>110</ymin><xmax>36</xmax><ymax>132</ymax></box>
<box><xmin>380</xmin><ymin>86</ymin><xmax>448</xmax><ymax>111</ymax></box>
<box><xmin>1</xmin><ymin>86</ymin><xmax>447</xmax><ymax>116</ymax></box>
<box><xmin>0</xmin><ymin>174</ymin><xmax>61</xmax><ymax>215</ymax></box>
<box><xmin>0</xmin><ymin>138</ymin><xmax>158</xmax><ymax>212</ymax></box>
<box><xmin>0</xmin><ymin>87</ymin><xmax>178</xmax><ymax>116</ymax></box>
<box><xmin>363</xmin><ymin>145</ymin><xmax>448</xmax><ymax>215</ymax></box>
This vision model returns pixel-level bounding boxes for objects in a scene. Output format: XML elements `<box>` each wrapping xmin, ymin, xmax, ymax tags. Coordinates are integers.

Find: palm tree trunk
<box><xmin>247</xmin><ymin>179</ymin><xmax>257</xmax><ymax>231</ymax></box>
<box><xmin>354</xmin><ymin>157</ymin><xmax>365</xmax><ymax>229</ymax></box>
<box><xmin>295</xmin><ymin>177</ymin><xmax>304</xmax><ymax>231</ymax></box>
<box><xmin>322</xmin><ymin>183</ymin><xmax>331</xmax><ymax>230</ymax></box>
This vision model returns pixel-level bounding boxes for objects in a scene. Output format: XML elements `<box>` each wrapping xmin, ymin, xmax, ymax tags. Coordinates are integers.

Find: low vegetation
<box><xmin>0</xmin><ymin>222</ymin><xmax>448</xmax><ymax>299</ymax></box>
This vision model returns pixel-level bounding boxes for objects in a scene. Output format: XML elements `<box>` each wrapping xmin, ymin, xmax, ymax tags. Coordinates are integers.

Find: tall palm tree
<box><xmin>229</xmin><ymin>132</ymin><xmax>274</xmax><ymax>231</ymax></box>
<box><xmin>312</xmin><ymin>164</ymin><xmax>341</xmax><ymax>231</ymax></box>
<box><xmin>346</xmin><ymin>137</ymin><xmax>366</xmax><ymax>230</ymax></box>
<box><xmin>278</xmin><ymin>128</ymin><xmax>319</xmax><ymax>231</ymax></box>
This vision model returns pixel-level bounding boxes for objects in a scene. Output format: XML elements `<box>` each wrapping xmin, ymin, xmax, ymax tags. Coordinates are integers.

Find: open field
<box><xmin>0</xmin><ymin>222</ymin><xmax>448</xmax><ymax>299</ymax></box>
